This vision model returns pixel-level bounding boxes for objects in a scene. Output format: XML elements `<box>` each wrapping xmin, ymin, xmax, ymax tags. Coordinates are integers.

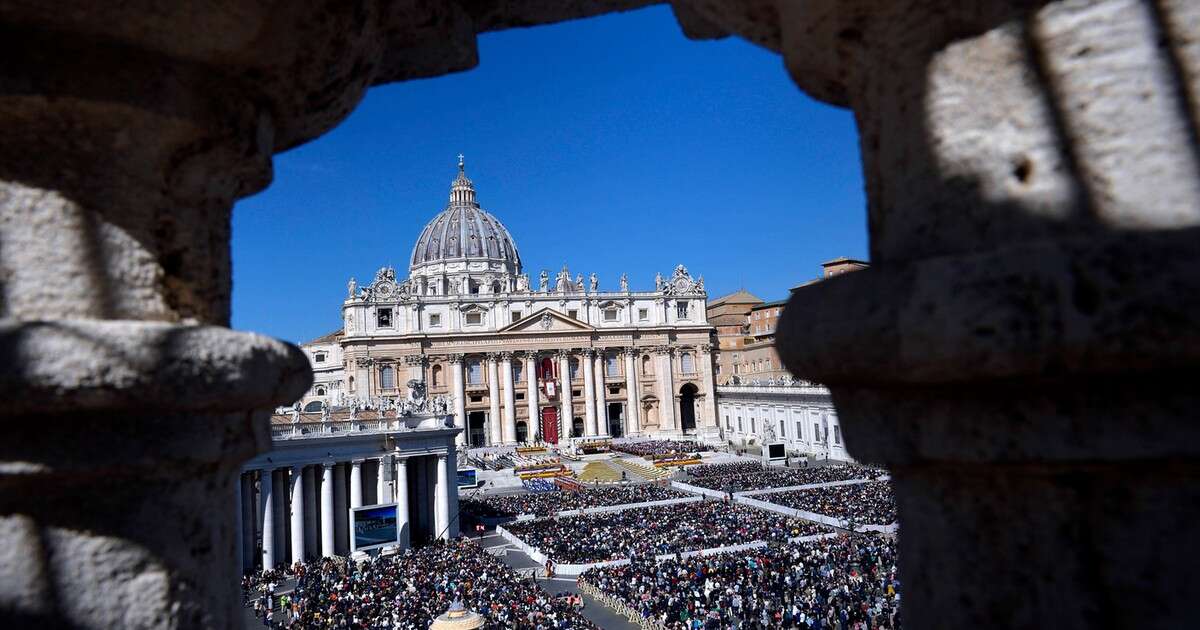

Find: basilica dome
<box><xmin>409</xmin><ymin>158</ymin><xmax>522</xmax><ymax>277</ymax></box>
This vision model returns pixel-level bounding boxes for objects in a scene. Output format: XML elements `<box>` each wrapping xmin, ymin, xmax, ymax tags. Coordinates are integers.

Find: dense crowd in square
<box><xmin>579</xmin><ymin>534</ymin><xmax>900</xmax><ymax>629</ymax></box>
<box><xmin>612</xmin><ymin>439</ymin><xmax>712</xmax><ymax>457</ymax></box>
<box><xmin>763</xmin><ymin>482</ymin><xmax>898</xmax><ymax>526</ymax></box>
<box><xmin>462</xmin><ymin>483</ymin><xmax>692</xmax><ymax>518</ymax></box>
<box><xmin>505</xmin><ymin>500</ymin><xmax>830</xmax><ymax>564</ymax></box>
<box><xmin>684</xmin><ymin>462</ymin><xmax>886</xmax><ymax>492</ymax></box>
<box><xmin>247</xmin><ymin>538</ymin><xmax>595</xmax><ymax>629</ymax></box>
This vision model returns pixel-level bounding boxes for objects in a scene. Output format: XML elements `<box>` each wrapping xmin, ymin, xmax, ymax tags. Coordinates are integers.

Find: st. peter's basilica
<box><xmin>298</xmin><ymin>157</ymin><xmax>719</xmax><ymax>447</ymax></box>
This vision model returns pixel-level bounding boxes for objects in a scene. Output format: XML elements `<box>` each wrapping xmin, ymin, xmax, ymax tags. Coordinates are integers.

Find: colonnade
<box><xmin>239</xmin><ymin>451</ymin><xmax>458</xmax><ymax>571</ymax></box>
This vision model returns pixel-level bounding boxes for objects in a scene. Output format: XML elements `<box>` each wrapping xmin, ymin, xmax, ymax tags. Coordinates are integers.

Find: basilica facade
<box><xmin>300</xmin><ymin>159</ymin><xmax>719</xmax><ymax>446</ymax></box>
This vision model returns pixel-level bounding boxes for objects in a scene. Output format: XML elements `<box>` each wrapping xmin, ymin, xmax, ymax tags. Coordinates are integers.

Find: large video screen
<box><xmin>767</xmin><ymin>443</ymin><xmax>786</xmax><ymax>459</ymax></box>
<box><xmin>457</xmin><ymin>468</ymin><xmax>478</xmax><ymax>489</ymax></box>
<box><xmin>351</xmin><ymin>504</ymin><xmax>398</xmax><ymax>551</ymax></box>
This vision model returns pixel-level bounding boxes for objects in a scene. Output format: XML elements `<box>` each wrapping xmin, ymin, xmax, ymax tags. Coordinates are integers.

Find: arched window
<box><xmin>680</xmin><ymin>352</ymin><xmax>695</xmax><ymax>374</ymax></box>
<box><xmin>315</xmin><ymin>386</ymin><xmax>326</xmax><ymax>396</ymax></box>
<box><xmin>380</xmin><ymin>365</ymin><xmax>395</xmax><ymax>389</ymax></box>
<box><xmin>641</xmin><ymin>355</ymin><xmax>653</xmax><ymax>376</ymax></box>
<box><xmin>491</xmin><ymin>281</ymin><xmax>501</xmax><ymax>293</ymax></box>
<box><xmin>432</xmin><ymin>364</ymin><xmax>443</xmax><ymax>387</ymax></box>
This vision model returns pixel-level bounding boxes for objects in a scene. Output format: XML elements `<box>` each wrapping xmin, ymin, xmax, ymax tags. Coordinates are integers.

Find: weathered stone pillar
<box><xmin>0</xmin><ymin>28</ymin><xmax>310</xmax><ymax>624</ymax></box>
<box><xmin>670</xmin><ymin>0</ymin><xmax>1200</xmax><ymax>627</ymax></box>
<box><xmin>0</xmin><ymin>2</ymin><xmax>664</xmax><ymax>627</ymax></box>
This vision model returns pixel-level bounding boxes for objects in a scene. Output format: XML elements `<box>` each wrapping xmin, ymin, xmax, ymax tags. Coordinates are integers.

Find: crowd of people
<box><xmin>765</xmin><ymin>482</ymin><xmax>898</xmax><ymax>526</ymax></box>
<box><xmin>462</xmin><ymin>483</ymin><xmax>691</xmax><ymax>518</ymax></box>
<box><xmin>506</xmin><ymin>500</ymin><xmax>830</xmax><ymax>564</ymax></box>
<box><xmin>685</xmin><ymin>462</ymin><xmax>886</xmax><ymax>492</ymax></box>
<box><xmin>579</xmin><ymin>534</ymin><xmax>901</xmax><ymax>629</ymax></box>
<box><xmin>246</xmin><ymin>538</ymin><xmax>595</xmax><ymax>629</ymax></box>
<box><xmin>612</xmin><ymin>440</ymin><xmax>712</xmax><ymax>457</ymax></box>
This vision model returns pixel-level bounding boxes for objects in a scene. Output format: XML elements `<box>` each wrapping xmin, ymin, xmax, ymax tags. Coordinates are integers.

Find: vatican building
<box><xmin>300</xmin><ymin>158</ymin><xmax>719</xmax><ymax>447</ymax></box>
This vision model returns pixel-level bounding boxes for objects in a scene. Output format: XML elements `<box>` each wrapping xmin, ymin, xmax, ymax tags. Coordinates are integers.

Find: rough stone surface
<box><xmin>0</xmin><ymin>2</ymin><xmax>668</xmax><ymax>628</ymax></box>
<box><xmin>755</xmin><ymin>0</ymin><xmax>1200</xmax><ymax>628</ymax></box>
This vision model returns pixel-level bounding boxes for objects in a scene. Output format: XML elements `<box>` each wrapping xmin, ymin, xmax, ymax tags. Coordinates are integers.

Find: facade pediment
<box><xmin>498</xmin><ymin>308</ymin><xmax>595</xmax><ymax>334</ymax></box>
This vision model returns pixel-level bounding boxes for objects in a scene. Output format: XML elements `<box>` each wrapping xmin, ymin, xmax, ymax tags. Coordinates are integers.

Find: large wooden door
<box><xmin>540</xmin><ymin>406</ymin><xmax>559</xmax><ymax>444</ymax></box>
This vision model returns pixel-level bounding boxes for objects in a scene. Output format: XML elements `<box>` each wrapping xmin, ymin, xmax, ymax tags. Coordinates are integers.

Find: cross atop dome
<box><xmin>449</xmin><ymin>154</ymin><xmax>475</xmax><ymax>205</ymax></box>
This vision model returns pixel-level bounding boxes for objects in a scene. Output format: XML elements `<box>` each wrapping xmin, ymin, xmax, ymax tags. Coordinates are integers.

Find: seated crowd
<box><xmin>580</xmin><ymin>534</ymin><xmax>900</xmax><ymax>629</ymax></box>
<box><xmin>253</xmin><ymin>538</ymin><xmax>594</xmax><ymax>629</ymax></box>
<box><xmin>506</xmin><ymin>500</ymin><xmax>830</xmax><ymax>564</ymax></box>
<box><xmin>462</xmin><ymin>483</ymin><xmax>690</xmax><ymax>518</ymax></box>
<box><xmin>764</xmin><ymin>482</ymin><xmax>898</xmax><ymax>526</ymax></box>
<box><xmin>686</xmin><ymin>463</ymin><xmax>886</xmax><ymax>492</ymax></box>
<box><xmin>612</xmin><ymin>439</ymin><xmax>711</xmax><ymax>457</ymax></box>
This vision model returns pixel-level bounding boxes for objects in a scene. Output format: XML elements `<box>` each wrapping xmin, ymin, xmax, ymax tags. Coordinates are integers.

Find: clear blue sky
<box><xmin>231</xmin><ymin>5</ymin><xmax>866</xmax><ymax>344</ymax></box>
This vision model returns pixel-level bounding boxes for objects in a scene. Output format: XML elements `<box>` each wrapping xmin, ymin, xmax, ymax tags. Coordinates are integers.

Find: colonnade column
<box><xmin>240</xmin><ymin>473</ymin><xmax>255</xmax><ymax>571</ymax></box>
<box><xmin>289</xmin><ymin>465</ymin><xmax>304</xmax><ymax>563</ymax></box>
<box><xmin>350</xmin><ymin>460</ymin><xmax>363</xmax><ymax>509</ymax></box>
<box><xmin>434</xmin><ymin>454</ymin><xmax>449</xmax><ymax>539</ymax></box>
<box><xmin>376</xmin><ymin>458</ymin><xmax>386</xmax><ymax>503</ymax></box>
<box><xmin>446</xmin><ymin>447</ymin><xmax>460</xmax><ymax>538</ymax></box>
<box><xmin>500</xmin><ymin>352</ymin><xmax>517</xmax><ymax>444</ymax></box>
<box><xmin>320</xmin><ymin>463</ymin><xmax>334</xmax><ymax>558</ymax></box>
<box><xmin>259</xmin><ymin>469</ymin><xmax>275</xmax><ymax>570</ymax></box>
<box><xmin>525</xmin><ymin>354</ymin><xmax>539</xmax><ymax>442</ymax></box>
<box><xmin>658</xmin><ymin>347</ymin><xmax>677</xmax><ymax>433</ymax></box>
<box><xmin>396</xmin><ymin>458</ymin><xmax>410</xmax><ymax>548</ymax></box>
<box><xmin>594</xmin><ymin>351</ymin><xmax>609</xmax><ymax>436</ymax></box>
<box><xmin>624</xmin><ymin>349</ymin><xmax>641</xmax><ymax>435</ymax></box>
<box><xmin>487</xmin><ymin>353</ymin><xmax>502</xmax><ymax>445</ymax></box>
<box><xmin>557</xmin><ymin>350</ymin><xmax>574</xmax><ymax>439</ymax></box>
<box><xmin>235</xmin><ymin>473</ymin><xmax>244</xmax><ymax>572</ymax></box>
<box><xmin>450</xmin><ymin>354</ymin><xmax>467</xmax><ymax>448</ymax></box>
<box><xmin>581</xmin><ymin>349</ymin><xmax>597</xmax><ymax>436</ymax></box>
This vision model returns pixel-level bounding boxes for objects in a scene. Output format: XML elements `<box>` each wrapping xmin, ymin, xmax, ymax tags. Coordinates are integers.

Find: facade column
<box><xmin>486</xmin><ymin>353</ymin><xmax>502</xmax><ymax>445</ymax></box>
<box><xmin>525</xmin><ymin>353</ymin><xmax>539</xmax><ymax>442</ymax></box>
<box><xmin>557</xmin><ymin>350</ymin><xmax>574</xmax><ymax>439</ymax></box>
<box><xmin>450</xmin><ymin>354</ymin><xmax>467</xmax><ymax>447</ymax></box>
<box><xmin>289</xmin><ymin>465</ymin><xmax>304</xmax><ymax>564</ymax></box>
<box><xmin>594</xmin><ymin>351</ymin><xmax>609</xmax><ymax>436</ymax></box>
<box><xmin>500</xmin><ymin>352</ymin><xmax>517</xmax><ymax>444</ymax></box>
<box><xmin>396</xmin><ymin>458</ymin><xmax>410</xmax><ymax>548</ymax></box>
<box><xmin>259</xmin><ymin>469</ymin><xmax>275</xmax><ymax>570</ymax></box>
<box><xmin>658</xmin><ymin>347</ymin><xmax>677</xmax><ymax>433</ymax></box>
<box><xmin>624</xmin><ymin>349</ymin><xmax>641</xmax><ymax>435</ymax></box>
<box><xmin>320</xmin><ymin>463</ymin><xmax>334</xmax><ymax>558</ymax></box>
<box><xmin>350</xmin><ymin>460</ymin><xmax>363</xmax><ymax>509</ymax></box>
<box><xmin>699</xmin><ymin>343</ymin><xmax>718</xmax><ymax>432</ymax></box>
<box><xmin>405</xmin><ymin>354</ymin><xmax>427</xmax><ymax>387</ymax></box>
<box><xmin>434</xmin><ymin>454</ymin><xmax>450</xmax><ymax>539</ymax></box>
<box><xmin>581</xmin><ymin>348</ymin><xmax>597</xmax><ymax>436</ymax></box>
